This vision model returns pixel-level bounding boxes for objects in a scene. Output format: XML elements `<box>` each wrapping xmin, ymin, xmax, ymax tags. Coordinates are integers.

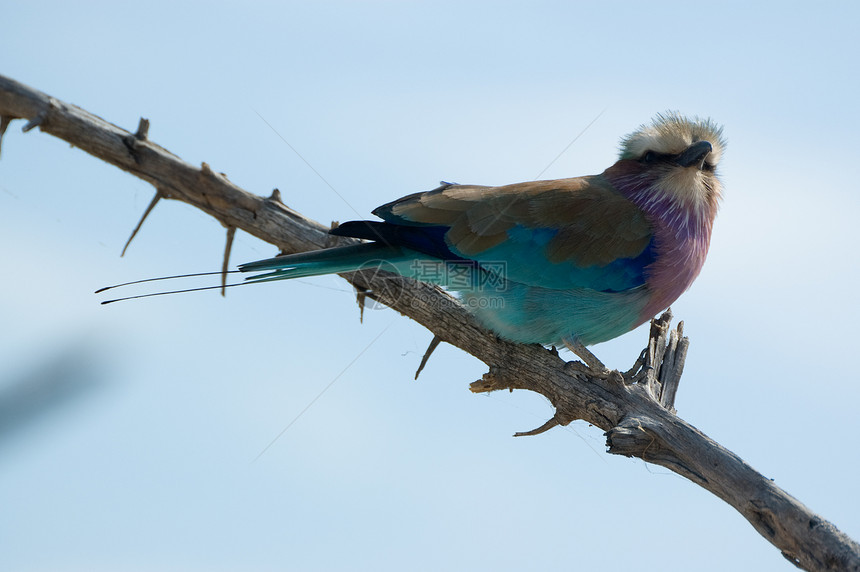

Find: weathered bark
<box><xmin>1</xmin><ymin>74</ymin><xmax>857</xmax><ymax>571</ymax></box>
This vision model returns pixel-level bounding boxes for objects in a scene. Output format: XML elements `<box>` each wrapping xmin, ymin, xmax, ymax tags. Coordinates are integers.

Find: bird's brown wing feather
<box><xmin>374</xmin><ymin>176</ymin><xmax>652</xmax><ymax>268</ymax></box>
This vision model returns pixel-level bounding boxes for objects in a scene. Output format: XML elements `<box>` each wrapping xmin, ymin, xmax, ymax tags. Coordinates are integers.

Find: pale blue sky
<box><xmin>1</xmin><ymin>2</ymin><xmax>859</xmax><ymax>570</ymax></box>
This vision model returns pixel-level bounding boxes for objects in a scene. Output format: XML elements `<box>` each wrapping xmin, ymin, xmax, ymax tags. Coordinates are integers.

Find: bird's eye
<box><xmin>640</xmin><ymin>150</ymin><xmax>674</xmax><ymax>165</ymax></box>
<box><xmin>641</xmin><ymin>151</ymin><xmax>658</xmax><ymax>164</ymax></box>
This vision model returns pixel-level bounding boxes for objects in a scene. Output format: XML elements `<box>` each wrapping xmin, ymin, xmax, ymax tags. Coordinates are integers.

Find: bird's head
<box><xmin>612</xmin><ymin>113</ymin><xmax>726</xmax><ymax>215</ymax></box>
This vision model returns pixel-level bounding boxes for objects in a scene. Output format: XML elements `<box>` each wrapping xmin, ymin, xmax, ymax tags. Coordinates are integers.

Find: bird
<box><xmin>237</xmin><ymin>113</ymin><xmax>725</xmax><ymax>351</ymax></box>
<box><xmin>105</xmin><ymin>113</ymin><xmax>725</xmax><ymax>355</ymax></box>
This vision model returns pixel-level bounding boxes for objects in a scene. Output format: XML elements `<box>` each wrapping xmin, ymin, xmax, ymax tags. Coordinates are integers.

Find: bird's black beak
<box><xmin>675</xmin><ymin>140</ymin><xmax>713</xmax><ymax>169</ymax></box>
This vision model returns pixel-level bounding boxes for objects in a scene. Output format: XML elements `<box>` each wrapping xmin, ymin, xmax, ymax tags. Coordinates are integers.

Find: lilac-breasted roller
<box><xmin>239</xmin><ymin>113</ymin><xmax>725</xmax><ymax>347</ymax></box>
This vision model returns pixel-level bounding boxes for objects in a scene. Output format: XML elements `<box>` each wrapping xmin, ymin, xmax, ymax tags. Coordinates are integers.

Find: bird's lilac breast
<box><xmin>605</xmin><ymin>164</ymin><xmax>716</xmax><ymax>325</ymax></box>
<box><xmin>639</xmin><ymin>224</ymin><xmax>710</xmax><ymax>323</ymax></box>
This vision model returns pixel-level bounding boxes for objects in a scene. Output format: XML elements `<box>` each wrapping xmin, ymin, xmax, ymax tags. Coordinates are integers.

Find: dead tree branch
<box><xmin>1</xmin><ymin>74</ymin><xmax>857</xmax><ymax>572</ymax></box>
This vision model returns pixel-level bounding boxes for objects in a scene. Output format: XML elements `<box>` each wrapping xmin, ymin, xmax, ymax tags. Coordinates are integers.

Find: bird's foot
<box><xmin>563</xmin><ymin>338</ymin><xmax>609</xmax><ymax>374</ymax></box>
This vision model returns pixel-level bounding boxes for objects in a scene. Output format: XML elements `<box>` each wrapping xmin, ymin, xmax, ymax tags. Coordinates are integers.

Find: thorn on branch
<box><xmin>514</xmin><ymin>415</ymin><xmax>560</xmax><ymax>437</ymax></box>
<box><xmin>0</xmin><ymin>115</ymin><xmax>12</xmax><ymax>157</ymax></box>
<box><xmin>123</xmin><ymin>118</ymin><xmax>150</xmax><ymax>164</ymax></box>
<box><xmin>121</xmin><ymin>190</ymin><xmax>163</xmax><ymax>257</ymax></box>
<box><xmin>326</xmin><ymin>221</ymin><xmax>340</xmax><ymax>247</ymax></box>
<box><xmin>21</xmin><ymin>98</ymin><xmax>55</xmax><ymax>133</ymax></box>
<box><xmin>198</xmin><ymin>162</ymin><xmax>229</xmax><ymax>181</ymax></box>
<box><xmin>355</xmin><ymin>286</ymin><xmax>367</xmax><ymax>323</ymax></box>
<box><xmin>222</xmin><ymin>226</ymin><xmax>236</xmax><ymax>297</ymax></box>
<box><xmin>415</xmin><ymin>335</ymin><xmax>442</xmax><ymax>380</ymax></box>
<box><xmin>135</xmin><ymin>117</ymin><xmax>150</xmax><ymax>140</ymax></box>
<box><xmin>22</xmin><ymin>110</ymin><xmax>47</xmax><ymax>133</ymax></box>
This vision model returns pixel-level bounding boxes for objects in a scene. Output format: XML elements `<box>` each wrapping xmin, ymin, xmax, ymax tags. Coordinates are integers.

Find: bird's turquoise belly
<box><xmin>460</xmin><ymin>282</ymin><xmax>650</xmax><ymax>346</ymax></box>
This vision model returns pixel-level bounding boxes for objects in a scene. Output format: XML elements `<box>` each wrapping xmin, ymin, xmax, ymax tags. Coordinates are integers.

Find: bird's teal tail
<box><xmin>238</xmin><ymin>243</ymin><xmax>415</xmax><ymax>283</ymax></box>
